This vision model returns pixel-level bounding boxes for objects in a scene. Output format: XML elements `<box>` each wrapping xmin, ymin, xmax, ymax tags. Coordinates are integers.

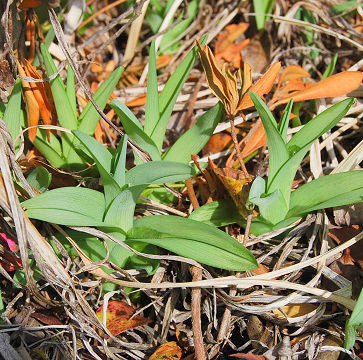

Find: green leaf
<box><xmin>278</xmin><ymin>99</ymin><xmax>293</xmax><ymax>141</ymax></box>
<box><xmin>151</xmin><ymin>35</ymin><xmax>208</xmax><ymax>150</ymax></box>
<box><xmin>22</xmin><ymin>187</ymin><xmax>107</xmax><ymax>226</ymax></box>
<box><xmin>287</xmin><ymin>98</ymin><xmax>354</xmax><ymax>155</ymax></box>
<box><xmin>267</xmin><ymin>142</ymin><xmax>311</xmax><ymax>204</ymax></box>
<box><xmin>40</xmin><ymin>44</ymin><xmax>78</xmax><ymax>159</ymax></box>
<box><xmin>110</xmin><ymin>99</ymin><xmax>161</xmax><ymax>161</ymax></box>
<box><xmin>253</xmin><ymin>0</ymin><xmax>275</xmax><ymax>30</ymax></box>
<box><xmin>73</xmin><ymin>130</ymin><xmax>121</xmax><ymax>207</ymax></box>
<box><xmin>163</xmin><ymin>102</ymin><xmax>225</xmax><ymax>163</ymax></box>
<box><xmin>104</xmin><ymin>185</ymin><xmax>146</xmax><ymax>232</ymax></box>
<box><xmin>144</xmin><ymin>41</ymin><xmax>159</xmax><ymax>136</ymax></box>
<box><xmin>66</xmin><ymin>65</ymin><xmax>77</xmax><ymax>118</ymax></box>
<box><xmin>112</xmin><ymin>135</ymin><xmax>128</xmax><ymax>188</ymax></box>
<box><xmin>78</xmin><ymin>67</ymin><xmax>124</xmax><ymax>135</ymax></box>
<box><xmin>249</xmin><ymin>92</ymin><xmax>289</xmax><ymax>186</ymax></box>
<box><xmin>33</xmin><ymin>130</ymin><xmax>66</xmax><ymax>168</ymax></box>
<box><xmin>3</xmin><ymin>78</ymin><xmax>22</xmax><ymax>142</ymax></box>
<box><xmin>189</xmin><ymin>198</ymin><xmax>243</xmax><ymax>227</ymax></box>
<box><xmin>126</xmin><ymin>161</ymin><xmax>195</xmax><ymax>186</ymax></box>
<box><xmin>345</xmin><ymin>288</ymin><xmax>363</xmax><ymax>349</ymax></box>
<box><xmin>159</xmin><ymin>0</ymin><xmax>199</xmax><ymax>54</ymax></box>
<box><xmin>322</xmin><ymin>53</ymin><xmax>338</xmax><ymax>79</ymax></box>
<box><xmin>248</xmin><ymin>176</ymin><xmax>289</xmax><ymax>224</ymax></box>
<box><xmin>128</xmin><ymin>215</ymin><xmax>258</xmax><ymax>271</ymax></box>
<box><xmin>26</xmin><ymin>166</ymin><xmax>52</xmax><ymax>193</ymax></box>
<box><xmin>288</xmin><ymin>171</ymin><xmax>363</xmax><ymax>218</ymax></box>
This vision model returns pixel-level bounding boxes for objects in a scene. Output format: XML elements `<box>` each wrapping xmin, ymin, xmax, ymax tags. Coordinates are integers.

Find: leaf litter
<box><xmin>0</xmin><ymin>0</ymin><xmax>362</xmax><ymax>359</ymax></box>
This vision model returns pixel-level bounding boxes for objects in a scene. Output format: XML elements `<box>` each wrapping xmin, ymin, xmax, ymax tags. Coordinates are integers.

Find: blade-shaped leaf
<box><xmin>104</xmin><ymin>185</ymin><xmax>146</xmax><ymax>231</ymax></box>
<box><xmin>112</xmin><ymin>135</ymin><xmax>128</xmax><ymax>188</ymax></box>
<box><xmin>73</xmin><ymin>130</ymin><xmax>121</xmax><ymax>207</ymax></box>
<box><xmin>189</xmin><ymin>198</ymin><xmax>243</xmax><ymax>227</ymax></box>
<box><xmin>278</xmin><ymin>99</ymin><xmax>293</xmax><ymax>142</ymax></box>
<box><xmin>78</xmin><ymin>67</ymin><xmax>124</xmax><ymax>135</ymax></box>
<box><xmin>163</xmin><ymin>102</ymin><xmax>225</xmax><ymax>163</ymax></box>
<box><xmin>26</xmin><ymin>166</ymin><xmax>52</xmax><ymax>193</ymax></box>
<box><xmin>267</xmin><ymin>142</ymin><xmax>311</xmax><ymax>204</ymax></box>
<box><xmin>126</xmin><ymin>161</ymin><xmax>195</xmax><ymax>186</ymax></box>
<box><xmin>287</xmin><ymin>98</ymin><xmax>354</xmax><ymax>155</ymax></box>
<box><xmin>33</xmin><ymin>129</ymin><xmax>66</xmax><ymax>168</ymax></box>
<box><xmin>66</xmin><ymin>65</ymin><xmax>77</xmax><ymax>118</ymax></box>
<box><xmin>110</xmin><ymin>99</ymin><xmax>161</xmax><ymax>161</ymax></box>
<box><xmin>3</xmin><ymin>78</ymin><xmax>22</xmax><ymax>142</ymax></box>
<box><xmin>40</xmin><ymin>44</ymin><xmax>77</xmax><ymax>158</ymax></box>
<box><xmin>249</xmin><ymin>92</ymin><xmax>289</xmax><ymax>185</ymax></box>
<box><xmin>128</xmin><ymin>215</ymin><xmax>258</xmax><ymax>271</ymax></box>
<box><xmin>22</xmin><ymin>187</ymin><xmax>107</xmax><ymax>226</ymax></box>
<box><xmin>144</xmin><ymin>40</ymin><xmax>159</xmax><ymax>136</ymax></box>
<box><xmin>288</xmin><ymin>171</ymin><xmax>363</xmax><ymax>218</ymax></box>
<box><xmin>151</xmin><ymin>35</ymin><xmax>208</xmax><ymax>150</ymax></box>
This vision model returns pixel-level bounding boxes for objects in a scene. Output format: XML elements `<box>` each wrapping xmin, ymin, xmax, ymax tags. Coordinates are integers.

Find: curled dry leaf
<box><xmin>149</xmin><ymin>341</ymin><xmax>182</xmax><ymax>360</ymax></box>
<box><xmin>96</xmin><ymin>300</ymin><xmax>151</xmax><ymax>337</ymax></box>
<box><xmin>197</xmin><ymin>40</ymin><xmax>252</xmax><ymax>117</ymax></box>
<box><xmin>213</xmin><ymin>167</ymin><xmax>256</xmax><ymax>219</ymax></box>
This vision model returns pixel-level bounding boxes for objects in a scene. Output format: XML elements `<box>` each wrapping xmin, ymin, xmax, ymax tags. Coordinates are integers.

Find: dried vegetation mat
<box><xmin>0</xmin><ymin>0</ymin><xmax>363</xmax><ymax>359</ymax></box>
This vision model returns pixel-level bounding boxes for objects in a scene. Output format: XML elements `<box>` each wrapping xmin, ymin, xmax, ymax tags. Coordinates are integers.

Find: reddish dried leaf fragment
<box><xmin>96</xmin><ymin>300</ymin><xmax>151</xmax><ymax>336</ymax></box>
<box><xmin>149</xmin><ymin>341</ymin><xmax>182</xmax><ymax>360</ymax></box>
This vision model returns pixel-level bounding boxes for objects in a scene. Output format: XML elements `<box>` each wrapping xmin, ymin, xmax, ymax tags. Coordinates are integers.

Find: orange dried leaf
<box><xmin>238</xmin><ymin>62</ymin><xmax>281</xmax><ymax>111</ymax></box>
<box><xmin>23</xmin><ymin>60</ymin><xmax>53</xmax><ymax>131</ymax></box>
<box><xmin>125</xmin><ymin>94</ymin><xmax>147</xmax><ymax>107</ymax></box>
<box><xmin>203</xmin><ymin>133</ymin><xmax>232</xmax><ymax>154</ymax></box>
<box><xmin>17</xmin><ymin>60</ymin><xmax>40</xmax><ymax>142</ymax></box>
<box><xmin>277</xmin><ymin>65</ymin><xmax>310</xmax><ymax>88</ymax></box>
<box><xmin>215</xmin><ymin>23</ymin><xmax>250</xmax><ymax>53</ymax></box>
<box><xmin>241</xmin><ymin>120</ymin><xmax>266</xmax><ymax>158</ymax></box>
<box><xmin>251</xmin><ymin>263</ymin><xmax>269</xmax><ymax>276</ymax></box>
<box><xmin>96</xmin><ymin>300</ymin><xmax>151</xmax><ymax>336</ymax></box>
<box><xmin>273</xmin><ymin>71</ymin><xmax>363</xmax><ymax>107</ymax></box>
<box><xmin>216</xmin><ymin>39</ymin><xmax>250</xmax><ymax>69</ymax></box>
<box><xmin>149</xmin><ymin>341</ymin><xmax>182</xmax><ymax>360</ymax></box>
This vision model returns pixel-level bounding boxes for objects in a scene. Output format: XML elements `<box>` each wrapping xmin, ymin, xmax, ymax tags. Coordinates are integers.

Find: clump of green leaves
<box><xmin>33</xmin><ymin>44</ymin><xmax>123</xmax><ymax>169</ymax></box>
<box><xmin>110</xmin><ymin>38</ymin><xmax>224</xmax><ymax>165</ymax></box>
<box><xmin>22</xmin><ymin>129</ymin><xmax>257</xmax><ymax>272</ymax></box>
<box><xmin>191</xmin><ymin>94</ymin><xmax>363</xmax><ymax>235</ymax></box>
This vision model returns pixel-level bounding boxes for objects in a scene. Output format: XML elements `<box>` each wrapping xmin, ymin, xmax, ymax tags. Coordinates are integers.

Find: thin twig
<box><xmin>228</xmin><ymin>116</ymin><xmax>250</xmax><ymax>180</ymax></box>
<box><xmin>186</xmin><ymin>178</ymin><xmax>206</xmax><ymax>360</ymax></box>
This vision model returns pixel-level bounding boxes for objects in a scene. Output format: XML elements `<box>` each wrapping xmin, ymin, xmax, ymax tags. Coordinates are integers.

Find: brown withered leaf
<box><xmin>213</xmin><ymin>168</ymin><xmax>256</xmax><ymax>219</ymax></box>
<box><xmin>197</xmin><ymin>40</ymin><xmax>252</xmax><ymax>117</ymax></box>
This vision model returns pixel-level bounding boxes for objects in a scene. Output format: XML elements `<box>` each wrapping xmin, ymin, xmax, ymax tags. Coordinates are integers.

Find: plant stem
<box><xmin>228</xmin><ymin>116</ymin><xmax>250</xmax><ymax>180</ymax></box>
